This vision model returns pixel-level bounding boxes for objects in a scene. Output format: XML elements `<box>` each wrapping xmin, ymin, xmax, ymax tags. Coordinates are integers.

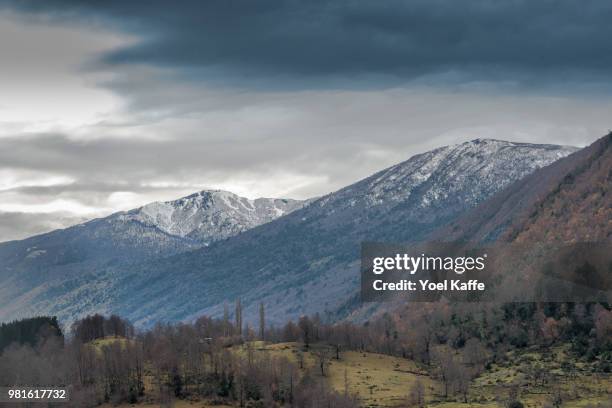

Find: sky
<box><xmin>0</xmin><ymin>0</ymin><xmax>611</xmax><ymax>242</ymax></box>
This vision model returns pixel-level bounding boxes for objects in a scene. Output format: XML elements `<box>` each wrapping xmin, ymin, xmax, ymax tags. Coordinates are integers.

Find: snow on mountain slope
<box><xmin>0</xmin><ymin>190</ymin><xmax>306</xmax><ymax>273</ymax></box>
<box><xmin>115</xmin><ymin>190</ymin><xmax>306</xmax><ymax>244</ymax></box>
<box><xmin>0</xmin><ymin>190</ymin><xmax>307</xmax><ymax>323</ymax></box>
<box><xmin>0</xmin><ymin>139</ymin><xmax>577</xmax><ymax>327</ymax></box>
<box><xmin>437</xmin><ymin>133</ymin><xmax>611</xmax><ymax>243</ymax></box>
<box><xmin>96</xmin><ymin>138</ymin><xmax>577</xmax><ymax>327</ymax></box>
<box><xmin>315</xmin><ymin>138</ymin><xmax>576</xmax><ymax>222</ymax></box>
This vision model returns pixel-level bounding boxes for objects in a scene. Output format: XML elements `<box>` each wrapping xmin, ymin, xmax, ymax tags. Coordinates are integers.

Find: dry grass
<box><xmin>99</xmin><ymin>401</ymin><xmax>231</xmax><ymax>408</ymax></box>
<box><xmin>99</xmin><ymin>341</ymin><xmax>612</xmax><ymax>408</ymax></box>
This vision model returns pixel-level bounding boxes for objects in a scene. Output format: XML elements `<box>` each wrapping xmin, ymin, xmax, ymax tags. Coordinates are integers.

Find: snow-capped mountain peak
<box><xmin>317</xmin><ymin>138</ymin><xmax>577</xmax><ymax>220</ymax></box>
<box><xmin>117</xmin><ymin>189</ymin><xmax>306</xmax><ymax>243</ymax></box>
<box><xmin>0</xmin><ymin>138</ymin><xmax>579</xmax><ymax>327</ymax></box>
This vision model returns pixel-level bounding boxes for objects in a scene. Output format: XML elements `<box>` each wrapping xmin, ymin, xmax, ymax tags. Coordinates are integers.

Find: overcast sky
<box><xmin>1</xmin><ymin>0</ymin><xmax>611</xmax><ymax>242</ymax></box>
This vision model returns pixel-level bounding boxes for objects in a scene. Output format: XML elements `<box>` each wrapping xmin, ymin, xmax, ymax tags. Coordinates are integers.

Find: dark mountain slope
<box><xmin>438</xmin><ymin>133</ymin><xmax>611</xmax><ymax>243</ymax></box>
<box><xmin>510</xmin><ymin>133</ymin><xmax>611</xmax><ymax>243</ymax></box>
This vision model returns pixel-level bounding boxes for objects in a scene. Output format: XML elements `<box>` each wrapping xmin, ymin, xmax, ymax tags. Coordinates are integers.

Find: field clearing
<box><xmin>93</xmin><ymin>340</ymin><xmax>610</xmax><ymax>408</ymax></box>
<box><xmin>100</xmin><ymin>401</ymin><xmax>231</xmax><ymax>408</ymax></box>
<box><xmin>326</xmin><ymin>350</ymin><xmax>436</xmax><ymax>407</ymax></box>
<box><xmin>243</xmin><ymin>342</ymin><xmax>438</xmax><ymax>407</ymax></box>
<box><xmin>89</xmin><ymin>336</ymin><xmax>133</xmax><ymax>349</ymax></box>
<box><xmin>242</xmin><ymin>342</ymin><xmax>612</xmax><ymax>408</ymax></box>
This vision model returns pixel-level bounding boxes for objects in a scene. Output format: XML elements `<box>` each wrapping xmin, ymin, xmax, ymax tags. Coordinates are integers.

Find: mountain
<box><xmin>1</xmin><ymin>138</ymin><xmax>575</xmax><ymax>328</ymax></box>
<box><xmin>116</xmin><ymin>190</ymin><xmax>306</xmax><ymax>244</ymax></box>
<box><xmin>439</xmin><ymin>132</ymin><xmax>611</xmax><ymax>243</ymax></box>
<box><xmin>510</xmin><ymin>133</ymin><xmax>611</xmax><ymax>243</ymax></box>
<box><xmin>0</xmin><ymin>190</ymin><xmax>306</xmax><ymax>322</ymax></box>
<box><xmin>418</xmin><ymin>133</ymin><xmax>612</xmax><ymax>306</ymax></box>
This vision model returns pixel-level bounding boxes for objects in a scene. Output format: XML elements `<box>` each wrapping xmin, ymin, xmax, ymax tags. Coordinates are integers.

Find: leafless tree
<box><xmin>313</xmin><ymin>346</ymin><xmax>331</xmax><ymax>376</ymax></box>
<box><xmin>235</xmin><ymin>299</ymin><xmax>242</xmax><ymax>337</ymax></box>
<box><xmin>259</xmin><ymin>302</ymin><xmax>265</xmax><ymax>340</ymax></box>
<box><xmin>406</xmin><ymin>379</ymin><xmax>425</xmax><ymax>407</ymax></box>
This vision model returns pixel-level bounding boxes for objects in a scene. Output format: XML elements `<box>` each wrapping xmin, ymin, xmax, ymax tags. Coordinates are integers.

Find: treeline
<box><xmin>0</xmin><ymin>316</ymin><xmax>62</xmax><ymax>352</ymax></box>
<box><xmin>136</xmin><ymin>317</ymin><xmax>358</xmax><ymax>408</ymax></box>
<box><xmin>71</xmin><ymin>314</ymin><xmax>134</xmax><ymax>343</ymax></box>
<box><xmin>0</xmin><ymin>310</ymin><xmax>358</xmax><ymax>407</ymax></box>
<box><xmin>0</xmin><ymin>300</ymin><xmax>610</xmax><ymax>407</ymax></box>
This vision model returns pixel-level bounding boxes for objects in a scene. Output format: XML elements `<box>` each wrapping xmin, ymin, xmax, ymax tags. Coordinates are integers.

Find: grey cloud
<box><xmin>1</xmin><ymin>89</ymin><xmax>610</xmax><ymax>197</ymax></box>
<box><xmin>1</xmin><ymin>87</ymin><xmax>610</xmax><ymax>242</ymax></box>
<box><xmin>0</xmin><ymin>211</ymin><xmax>87</xmax><ymax>242</ymax></box>
<box><xmin>1</xmin><ymin>1</ymin><xmax>611</xmax><ymax>244</ymax></box>
<box><xmin>4</xmin><ymin>182</ymin><xmax>183</xmax><ymax>197</ymax></box>
<box><xmin>4</xmin><ymin>0</ymin><xmax>612</xmax><ymax>89</ymax></box>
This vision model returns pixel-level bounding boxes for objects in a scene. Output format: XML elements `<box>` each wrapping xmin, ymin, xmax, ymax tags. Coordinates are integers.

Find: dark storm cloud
<box><xmin>5</xmin><ymin>0</ymin><xmax>612</xmax><ymax>88</ymax></box>
<box><xmin>2</xmin><ymin>0</ymin><xmax>612</xmax><ymax>243</ymax></box>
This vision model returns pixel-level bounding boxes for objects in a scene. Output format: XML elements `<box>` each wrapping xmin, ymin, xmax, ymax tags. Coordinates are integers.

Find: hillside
<box><xmin>93</xmin><ymin>340</ymin><xmax>612</xmax><ymax>408</ymax></box>
<box><xmin>438</xmin><ymin>133</ymin><xmax>611</xmax><ymax>243</ymax></box>
<box><xmin>510</xmin><ymin>133</ymin><xmax>611</xmax><ymax>243</ymax></box>
<box><xmin>249</xmin><ymin>342</ymin><xmax>611</xmax><ymax>408</ymax></box>
<box><xmin>0</xmin><ymin>139</ymin><xmax>577</xmax><ymax>327</ymax></box>
<box><xmin>88</xmin><ymin>139</ymin><xmax>574</xmax><ymax>327</ymax></box>
<box><xmin>0</xmin><ymin>190</ymin><xmax>306</xmax><ymax>323</ymax></box>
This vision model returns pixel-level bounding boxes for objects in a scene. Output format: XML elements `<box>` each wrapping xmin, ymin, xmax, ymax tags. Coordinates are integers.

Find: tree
<box><xmin>594</xmin><ymin>305</ymin><xmax>612</xmax><ymax>346</ymax></box>
<box><xmin>235</xmin><ymin>299</ymin><xmax>242</xmax><ymax>337</ymax></box>
<box><xmin>0</xmin><ymin>316</ymin><xmax>62</xmax><ymax>352</ymax></box>
<box><xmin>72</xmin><ymin>314</ymin><xmax>132</xmax><ymax>343</ymax></box>
<box><xmin>506</xmin><ymin>385</ymin><xmax>523</xmax><ymax>408</ymax></box>
<box><xmin>282</xmin><ymin>321</ymin><xmax>300</xmax><ymax>342</ymax></box>
<box><xmin>259</xmin><ymin>302</ymin><xmax>265</xmax><ymax>341</ymax></box>
<box><xmin>463</xmin><ymin>338</ymin><xmax>487</xmax><ymax>369</ymax></box>
<box><xmin>432</xmin><ymin>346</ymin><xmax>457</xmax><ymax>398</ymax></box>
<box><xmin>407</xmin><ymin>379</ymin><xmax>425</xmax><ymax>407</ymax></box>
<box><xmin>343</xmin><ymin>368</ymin><xmax>350</xmax><ymax>396</ymax></box>
<box><xmin>223</xmin><ymin>303</ymin><xmax>230</xmax><ymax>336</ymax></box>
<box><xmin>456</xmin><ymin>364</ymin><xmax>472</xmax><ymax>403</ymax></box>
<box><xmin>296</xmin><ymin>349</ymin><xmax>305</xmax><ymax>369</ymax></box>
<box><xmin>313</xmin><ymin>347</ymin><xmax>331</xmax><ymax>376</ymax></box>
<box><xmin>298</xmin><ymin>316</ymin><xmax>313</xmax><ymax>349</ymax></box>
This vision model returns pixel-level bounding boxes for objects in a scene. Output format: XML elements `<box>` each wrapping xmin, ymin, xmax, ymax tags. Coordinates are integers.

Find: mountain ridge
<box><xmin>115</xmin><ymin>189</ymin><xmax>306</xmax><ymax>244</ymax></box>
<box><xmin>0</xmin><ymin>138</ymin><xmax>578</xmax><ymax>327</ymax></box>
<box><xmin>437</xmin><ymin>133</ymin><xmax>611</xmax><ymax>243</ymax></box>
<box><xmin>0</xmin><ymin>189</ymin><xmax>308</xmax><ymax>323</ymax></box>
<box><xmin>99</xmin><ymin>138</ymin><xmax>576</xmax><ymax>327</ymax></box>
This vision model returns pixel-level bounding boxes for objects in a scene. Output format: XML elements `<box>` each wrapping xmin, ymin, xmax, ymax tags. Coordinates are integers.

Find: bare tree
<box><xmin>235</xmin><ymin>299</ymin><xmax>242</xmax><ymax>337</ymax></box>
<box><xmin>432</xmin><ymin>347</ymin><xmax>451</xmax><ymax>398</ymax></box>
<box><xmin>407</xmin><ymin>379</ymin><xmax>425</xmax><ymax>407</ymax></box>
<box><xmin>223</xmin><ymin>303</ymin><xmax>230</xmax><ymax>337</ymax></box>
<box><xmin>313</xmin><ymin>347</ymin><xmax>331</xmax><ymax>376</ymax></box>
<box><xmin>298</xmin><ymin>316</ymin><xmax>313</xmax><ymax>349</ymax></box>
<box><xmin>259</xmin><ymin>302</ymin><xmax>265</xmax><ymax>341</ymax></box>
<box><xmin>296</xmin><ymin>349</ymin><xmax>305</xmax><ymax>370</ymax></box>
